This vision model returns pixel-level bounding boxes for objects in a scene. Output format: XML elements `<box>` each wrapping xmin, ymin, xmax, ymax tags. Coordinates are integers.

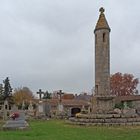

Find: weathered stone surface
<box><xmin>136</xmin><ymin>108</ymin><xmax>140</xmax><ymax>115</ymax></box>
<box><xmin>94</xmin><ymin>8</ymin><xmax>114</xmax><ymax>114</ymax></box>
<box><xmin>132</xmin><ymin>122</ymin><xmax>140</xmax><ymax>125</ymax></box>
<box><xmin>123</xmin><ymin>109</ymin><xmax>136</xmax><ymax>117</ymax></box>
<box><xmin>68</xmin><ymin>117</ymin><xmax>140</xmax><ymax>126</ymax></box>
<box><xmin>96</xmin><ymin>114</ymin><xmax>113</xmax><ymax>119</ymax></box>
<box><xmin>104</xmin><ymin>119</ymin><xmax>111</xmax><ymax>123</ymax></box>
<box><xmin>115</xmin><ymin>118</ymin><xmax>127</xmax><ymax>123</ymax></box>
<box><xmin>136</xmin><ymin>117</ymin><xmax>140</xmax><ymax>122</ymax></box>
<box><xmin>114</xmin><ymin>108</ymin><xmax>122</xmax><ymax>114</ymax></box>
<box><xmin>127</xmin><ymin>118</ymin><xmax>136</xmax><ymax>122</ymax></box>
<box><xmin>113</xmin><ymin>114</ymin><xmax>121</xmax><ymax>118</ymax></box>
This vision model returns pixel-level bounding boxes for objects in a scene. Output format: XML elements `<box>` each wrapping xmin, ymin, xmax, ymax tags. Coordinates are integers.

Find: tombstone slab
<box><xmin>2</xmin><ymin>111</ymin><xmax>29</xmax><ymax>130</ymax></box>
<box><xmin>3</xmin><ymin>120</ymin><xmax>29</xmax><ymax>130</ymax></box>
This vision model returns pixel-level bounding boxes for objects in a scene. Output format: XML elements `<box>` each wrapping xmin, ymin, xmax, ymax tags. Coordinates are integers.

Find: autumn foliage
<box><xmin>110</xmin><ymin>72</ymin><xmax>139</xmax><ymax>96</ymax></box>
<box><xmin>13</xmin><ymin>87</ymin><xmax>34</xmax><ymax>105</ymax></box>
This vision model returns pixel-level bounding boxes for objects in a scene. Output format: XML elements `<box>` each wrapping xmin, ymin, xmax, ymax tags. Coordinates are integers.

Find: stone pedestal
<box><xmin>94</xmin><ymin>95</ymin><xmax>114</xmax><ymax>114</ymax></box>
<box><xmin>27</xmin><ymin>102</ymin><xmax>34</xmax><ymax>116</ymax></box>
<box><xmin>58</xmin><ymin>104</ymin><xmax>64</xmax><ymax>112</ymax></box>
<box><xmin>36</xmin><ymin>101</ymin><xmax>45</xmax><ymax>118</ymax></box>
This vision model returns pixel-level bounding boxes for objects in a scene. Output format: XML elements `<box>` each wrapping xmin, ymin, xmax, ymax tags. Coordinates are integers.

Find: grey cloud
<box><xmin>0</xmin><ymin>0</ymin><xmax>139</xmax><ymax>94</ymax></box>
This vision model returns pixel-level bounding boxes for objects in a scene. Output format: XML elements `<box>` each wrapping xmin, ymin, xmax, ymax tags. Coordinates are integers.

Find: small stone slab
<box><xmin>3</xmin><ymin>120</ymin><xmax>29</xmax><ymax>130</ymax></box>
<box><xmin>2</xmin><ymin>111</ymin><xmax>29</xmax><ymax>130</ymax></box>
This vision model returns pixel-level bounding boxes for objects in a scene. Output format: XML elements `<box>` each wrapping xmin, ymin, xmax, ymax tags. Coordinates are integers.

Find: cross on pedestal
<box><xmin>37</xmin><ymin>89</ymin><xmax>44</xmax><ymax>100</ymax></box>
<box><xmin>57</xmin><ymin>90</ymin><xmax>64</xmax><ymax>104</ymax></box>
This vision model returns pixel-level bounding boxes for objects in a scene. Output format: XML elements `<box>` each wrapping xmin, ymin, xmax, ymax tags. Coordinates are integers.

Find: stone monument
<box><xmin>28</xmin><ymin>101</ymin><xmax>34</xmax><ymax>111</ymax></box>
<box><xmin>36</xmin><ymin>100</ymin><xmax>46</xmax><ymax>118</ymax></box>
<box><xmin>94</xmin><ymin>7</ymin><xmax>114</xmax><ymax>113</ymax></box>
<box><xmin>37</xmin><ymin>89</ymin><xmax>44</xmax><ymax>100</ymax></box>
<box><xmin>27</xmin><ymin>101</ymin><xmax>34</xmax><ymax>117</ymax></box>
<box><xmin>57</xmin><ymin>90</ymin><xmax>64</xmax><ymax>112</ymax></box>
<box><xmin>38</xmin><ymin>100</ymin><xmax>44</xmax><ymax>113</ymax></box>
<box><xmin>3</xmin><ymin>100</ymin><xmax>9</xmax><ymax>120</ymax></box>
<box><xmin>69</xmin><ymin>7</ymin><xmax>140</xmax><ymax>126</ymax></box>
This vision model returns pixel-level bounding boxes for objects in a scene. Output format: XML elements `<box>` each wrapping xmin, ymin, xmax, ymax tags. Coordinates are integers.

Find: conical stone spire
<box><xmin>94</xmin><ymin>7</ymin><xmax>110</xmax><ymax>32</ymax></box>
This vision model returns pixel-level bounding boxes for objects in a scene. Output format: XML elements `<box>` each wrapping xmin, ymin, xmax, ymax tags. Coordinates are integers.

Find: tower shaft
<box><xmin>95</xmin><ymin>29</ymin><xmax>110</xmax><ymax>96</ymax></box>
<box><xmin>93</xmin><ymin>8</ymin><xmax>114</xmax><ymax>113</ymax></box>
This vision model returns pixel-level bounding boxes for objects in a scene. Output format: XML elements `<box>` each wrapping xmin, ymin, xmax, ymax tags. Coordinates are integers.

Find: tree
<box><xmin>110</xmin><ymin>72</ymin><xmax>139</xmax><ymax>96</ymax></box>
<box><xmin>0</xmin><ymin>84</ymin><xmax>3</xmax><ymax>95</ymax></box>
<box><xmin>13</xmin><ymin>87</ymin><xmax>34</xmax><ymax>105</ymax></box>
<box><xmin>0</xmin><ymin>77</ymin><xmax>13</xmax><ymax>105</ymax></box>
<box><xmin>3</xmin><ymin>77</ymin><xmax>12</xmax><ymax>100</ymax></box>
<box><xmin>43</xmin><ymin>91</ymin><xmax>52</xmax><ymax>99</ymax></box>
<box><xmin>0</xmin><ymin>84</ymin><xmax>4</xmax><ymax>102</ymax></box>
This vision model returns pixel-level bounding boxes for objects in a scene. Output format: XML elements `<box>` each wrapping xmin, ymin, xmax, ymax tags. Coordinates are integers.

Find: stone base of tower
<box><xmin>68</xmin><ymin>114</ymin><xmax>140</xmax><ymax>126</ymax></box>
<box><xmin>93</xmin><ymin>95</ymin><xmax>115</xmax><ymax>114</ymax></box>
<box><xmin>68</xmin><ymin>95</ymin><xmax>140</xmax><ymax>126</ymax></box>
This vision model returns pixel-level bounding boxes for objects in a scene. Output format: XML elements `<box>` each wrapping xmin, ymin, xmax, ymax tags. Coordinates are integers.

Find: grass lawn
<box><xmin>0</xmin><ymin>119</ymin><xmax>140</xmax><ymax>140</ymax></box>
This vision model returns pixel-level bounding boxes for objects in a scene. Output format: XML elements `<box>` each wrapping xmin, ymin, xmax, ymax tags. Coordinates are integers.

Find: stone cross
<box><xmin>37</xmin><ymin>89</ymin><xmax>44</xmax><ymax>100</ymax></box>
<box><xmin>57</xmin><ymin>90</ymin><xmax>64</xmax><ymax>104</ymax></box>
<box><xmin>99</xmin><ymin>7</ymin><xmax>105</xmax><ymax>14</ymax></box>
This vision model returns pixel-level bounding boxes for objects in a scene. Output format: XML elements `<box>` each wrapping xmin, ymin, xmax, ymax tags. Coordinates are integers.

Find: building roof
<box><xmin>94</xmin><ymin>7</ymin><xmax>110</xmax><ymax>32</ymax></box>
<box><xmin>44</xmin><ymin>99</ymin><xmax>90</xmax><ymax>107</ymax></box>
<box><xmin>62</xmin><ymin>94</ymin><xmax>75</xmax><ymax>100</ymax></box>
<box><xmin>75</xmin><ymin>94</ymin><xmax>92</xmax><ymax>101</ymax></box>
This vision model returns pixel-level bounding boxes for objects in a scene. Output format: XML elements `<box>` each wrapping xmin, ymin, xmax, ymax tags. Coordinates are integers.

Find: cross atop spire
<box><xmin>99</xmin><ymin>7</ymin><xmax>105</xmax><ymax>14</ymax></box>
<box><xmin>94</xmin><ymin>7</ymin><xmax>110</xmax><ymax>32</ymax></box>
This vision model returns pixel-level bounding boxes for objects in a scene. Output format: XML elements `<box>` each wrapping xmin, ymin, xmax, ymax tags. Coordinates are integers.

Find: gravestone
<box><xmin>57</xmin><ymin>90</ymin><xmax>64</xmax><ymax>116</ymax></box>
<box><xmin>27</xmin><ymin>101</ymin><xmax>34</xmax><ymax>117</ymax></box>
<box><xmin>22</xmin><ymin>100</ymin><xmax>25</xmax><ymax>110</ymax></box>
<box><xmin>36</xmin><ymin>101</ymin><xmax>45</xmax><ymax>118</ymax></box>
<box><xmin>11</xmin><ymin>104</ymin><xmax>18</xmax><ymax>112</ymax></box>
<box><xmin>44</xmin><ymin>103</ymin><xmax>51</xmax><ymax>117</ymax></box>
<box><xmin>38</xmin><ymin>101</ymin><xmax>44</xmax><ymax>113</ymax></box>
<box><xmin>3</xmin><ymin>110</ymin><xmax>29</xmax><ymax>130</ymax></box>
<box><xmin>28</xmin><ymin>101</ymin><xmax>34</xmax><ymax>112</ymax></box>
<box><xmin>58</xmin><ymin>104</ymin><xmax>63</xmax><ymax>112</ymax></box>
<box><xmin>3</xmin><ymin>100</ymin><xmax>9</xmax><ymax>120</ymax></box>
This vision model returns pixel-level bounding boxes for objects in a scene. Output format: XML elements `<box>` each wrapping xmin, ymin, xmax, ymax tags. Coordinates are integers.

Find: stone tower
<box><xmin>94</xmin><ymin>7</ymin><xmax>114</xmax><ymax>113</ymax></box>
<box><xmin>69</xmin><ymin>8</ymin><xmax>140</xmax><ymax>126</ymax></box>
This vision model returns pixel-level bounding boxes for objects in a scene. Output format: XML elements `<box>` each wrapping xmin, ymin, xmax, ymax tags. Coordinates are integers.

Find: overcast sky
<box><xmin>0</xmin><ymin>0</ymin><xmax>139</xmax><ymax>94</ymax></box>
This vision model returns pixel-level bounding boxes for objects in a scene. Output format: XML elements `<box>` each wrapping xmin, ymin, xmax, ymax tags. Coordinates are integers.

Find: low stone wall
<box><xmin>69</xmin><ymin>114</ymin><xmax>140</xmax><ymax>126</ymax></box>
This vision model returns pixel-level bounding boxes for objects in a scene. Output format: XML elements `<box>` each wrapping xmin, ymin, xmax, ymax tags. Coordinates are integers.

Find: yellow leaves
<box><xmin>13</xmin><ymin>87</ymin><xmax>34</xmax><ymax>105</ymax></box>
